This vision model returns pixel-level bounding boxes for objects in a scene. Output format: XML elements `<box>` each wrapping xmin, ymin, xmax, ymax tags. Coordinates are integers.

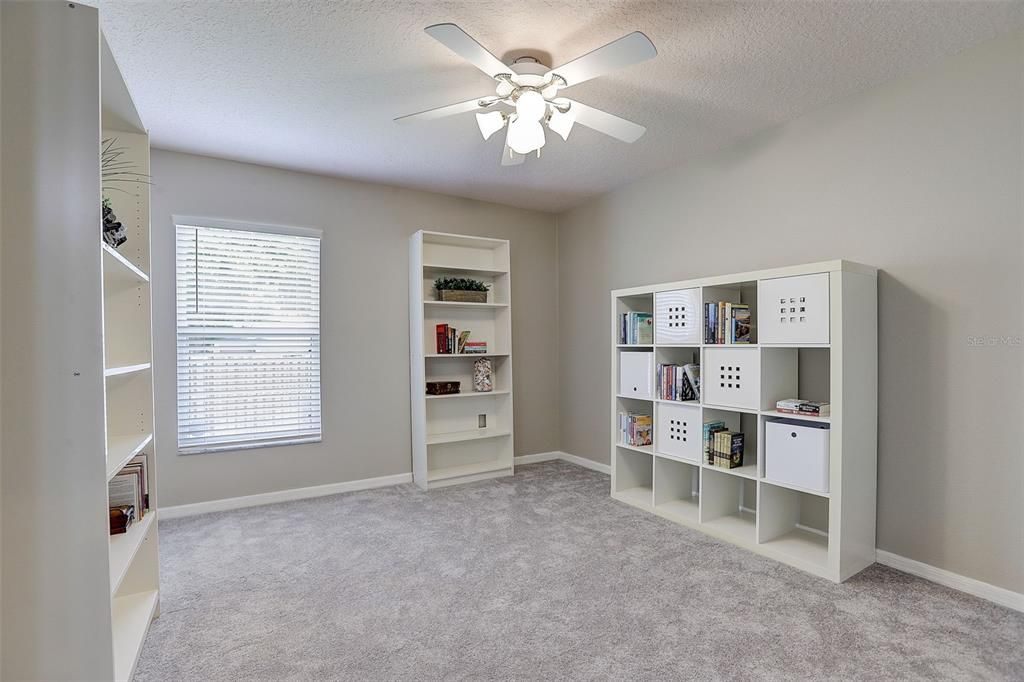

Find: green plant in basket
<box><xmin>434</xmin><ymin>277</ymin><xmax>491</xmax><ymax>303</ymax></box>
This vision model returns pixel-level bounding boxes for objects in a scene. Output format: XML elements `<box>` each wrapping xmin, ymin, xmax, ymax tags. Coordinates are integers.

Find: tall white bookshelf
<box><xmin>1</xmin><ymin>4</ymin><xmax>158</xmax><ymax>679</ymax></box>
<box><xmin>409</xmin><ymin>231</ymin><xmax>515</xmax><ymax>489</ymax></box>
<box><xmin>611</xmin><ymin>261</ymin><xmax>877</xmax><ymax>583</ymax></box>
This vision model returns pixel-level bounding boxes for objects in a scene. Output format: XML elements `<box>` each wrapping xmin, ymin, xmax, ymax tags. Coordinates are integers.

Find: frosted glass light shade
<box><xmin>548</xmin><ymin>107</ymin><xmax>576</xmax><ymax>141</ymax></box>
<box><xmin>514</xmin><ymin>90</ymin><xmax>547</xmax><ymax>121</ymax></box>
<box><xmin>507</xmin><ymin>118</ymin><xmax>546</xmax><ymax>155</ymax></box>
<box><xmin>476</xmin><ymin>111</ymin><xmax>506</xmax><ymax>140</ymax></box>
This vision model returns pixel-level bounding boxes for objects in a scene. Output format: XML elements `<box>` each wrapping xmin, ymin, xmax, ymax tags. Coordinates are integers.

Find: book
<box><xmin>109</xmin><ymin>469</ymin><xmax>142</xmax><ymax>521</ymax></box>
<box><xmin>775</xmin><ymin>399</ymin><xmax>830</xmax><ymax>417</ymax></box>
<box><xmin>619</xmin><ymin>412</ymin><xmax>653</xmax><ymax>447</ymax></box>
<box><xmin>620</xmin><ymin>312</ymin><xmax>653</xmax><ymax>344</ymax></box>
<box><xmin>731</xmin><ymin>304</ymin><xmax>751</xmax><ymax>343</ymax></box>
<box><xmin>703</xmin><ymin>421</ymin><xmax>726</xmax><ymax>464</ymax></box>
<box><xmin>682</xmin><ymin>364</ymin><xmax>700</xmax><ymax>400</ymax></box>
<box><xmin>712</xmin><ymin>431</ymin><xmax>744</xmax><ymax>469</ymax></box>
<box><xmin>457</xmin><ymin>330</ymin><xmax>471</xmax><ymax>354</ymax></box>
<box><xmin>436</xmin><ymin>324</ymin><xmax>448</xmax><ymax>354</ymax></box>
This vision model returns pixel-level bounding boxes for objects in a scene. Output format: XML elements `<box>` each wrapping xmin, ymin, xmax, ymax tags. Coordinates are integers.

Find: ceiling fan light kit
<box><xmin>395</xmin><ymin>24</ymin><xmax>657</xmax><ymax>165</ymax></box>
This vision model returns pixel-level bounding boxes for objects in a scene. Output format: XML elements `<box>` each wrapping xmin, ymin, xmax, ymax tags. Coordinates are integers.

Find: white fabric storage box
<box><xmin>655</xmin><ymin>288</ymin><xmax>700</xmax><ymax>345</ymax></box>
<box><xmin>619</xmin><ymin>351</ymin><xmax>654</xmax><ymax>399</ymax></box>
<box><xmin>765</xmin><ymin>418</ymin><xmax>830</xmax><ymax>493</ymax></box>
<box><xmin>656</xmin><ymin>402</ymin><xmax>700</xmax><ymax>462</ymax></box>
<box><xmin>758</xmin><ymin>273</ymin><xmax>830</xmax><ymax>344</ymax></box>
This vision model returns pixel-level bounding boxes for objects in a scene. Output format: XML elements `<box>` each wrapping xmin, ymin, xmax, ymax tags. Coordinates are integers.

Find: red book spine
<box><xmin>436</xmin><ymin>324</ymin><xmax>447</xmax><ymax>354</ymax></box>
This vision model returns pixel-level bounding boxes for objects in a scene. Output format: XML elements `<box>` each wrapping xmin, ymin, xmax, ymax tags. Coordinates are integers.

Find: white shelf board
<box><xmin>424</xmin><ymin>300</ymin><xmax>508</xmax><ymax>309</ymax></box>
<box><xmin>761</xmin><ymin>410</ymin><xmax>831</xmax><ymax>424</ymax></box>
<box><xmin>703</xmin><ymin>462</ymin><xmax>759</xmax><ymax>480</ymax></box>
<box><xmin>109</xmin><ymin>511</ymin><xmax>156</xmax><ymax>594</ymax></box>
<box><xmin>106</xmin><ymin>432</ymin><xmax>153</xmax><ymax>481</ymax></box>
<box><xmin>616</xmin><ymin>393</ymin><xmax>653</xmax><ymax>401</ymax></box>
<box><xmin>105</xmin><ymin>362</ymin><xmax>151</xmax><ymax>378</ymax></box>
<box><xmin>656</xmin><ymin>498</ymin><xmax>699</xmax><ymax>524</ymax></box>
<box><xmin>427</xmin><ymin>459</ymin><xmax>511</xmax><ymax>482</ymax></box>
<box><xmin>426</xmin><ymin>428</ymin><xmax>511</xmax><ymax>445</ymax></box>
<box><xmin>654</xmin><ymin>452</ymin><xmax>701</xmax><ymax>466</ymax></box>
<box><xmin>425</xmin><ymin>390</ymin><xmax>510</xmax><ymax>400</ymax></box>
<box><xmin>425</xmin><ymin>353</ymin><xmax>509</xmax><ymax>359</ymax></box>
<box><xmin>112</xmin><ymin>589</ymin><xmax>159</xmax><ymax>682</ymax></box>
<box><xmin>762</xmin><ymin>528</ymin><xmax>829</xmax><ymax>568</ymax></box>
<box><xmin>702</xmin><ymin>343</ymin><xmax>758</xmax><ymax>348</ymax></box>
<box><xmin>762</xmin><ymin>478</ymin><xmax>831</xmax><ymax>499</ymax></box>
<box><xmin>616</xmin><ymin>442</ymin><xmax>653</xmax><ymax>455</ymax></box>
<box><xmin>423</xmin><ymin>263</ymin><xmax>508</xmax><ymax>277</ymax></box>
<box><xmin>617</xmin><ymin>344</ymin><xmax>653</xmax><ymax>348</ymax></box>
<box><xmin>703</xmin><ymin>510</ymin><xmax>757</xmax><ymax>543</ymax></box>
<box><xmin>102</xmin><ymin>243</ymin><xmax>149</xmax><ymax>285</ymax></box>
<box><xmin>655</xmin><ymin>344</ymin><xmax>700</xmax><ymax>348</ymax></box>
<box><xmin>614</xmin><ymin>486</ymin><xmax>653</xmax><ymax>508</ymax></box>
<box><xmin>702</xmin><ymin>403</ymin><xmax>760</xmax><ymax>416</ymax></box>
<box><xmin>655</xmin><ymin>399</ymin><xmax>699</xmax><ymax>406</ymax></box>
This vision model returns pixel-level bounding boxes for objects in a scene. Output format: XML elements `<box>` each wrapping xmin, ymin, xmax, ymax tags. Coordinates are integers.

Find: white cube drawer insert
<box><xmin>765</xmin><ymin>418</ymin><xmax>830</xmax><ymax>493</ymax></box>
<box><xmin>656</xmin><ymin>402</ymin><xmax>700</xmax><ymax>462</ymax></box>
<box><xmin>703</xmin><ymin>348</ymin><xmax>760</xmax><ymax>409</ymax></box>
<box><xmin>655</xmin><ymin>288</ymin><xmax>700</xmax><ymax>345</ymax></box>
<box><xmin>758</xmin><ymin>273</ymin><xmax>830</xmax><ymax>344</ymax></box>
<box><xmin>619</xmin><ymin>351</ymin><xmax>654</xmax><ymax>399</ymax></box>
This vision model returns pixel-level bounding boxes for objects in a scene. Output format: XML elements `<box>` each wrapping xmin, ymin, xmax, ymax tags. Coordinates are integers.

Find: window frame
<box><xmin>172</xmin><ymin>215</ymin><xmax>323</xmax><ymax>455</ymax></box>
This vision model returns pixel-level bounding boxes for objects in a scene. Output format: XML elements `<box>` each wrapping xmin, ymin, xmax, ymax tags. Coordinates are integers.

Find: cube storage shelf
<box><xmin>610</xmin><ymin>260</ymin><xmax>876</xmax><ymax>582</ymax></box>
<box><xmin>410</xmin><ymin>231</ymin><xmax>515</xmax><ymax>489</ymax></box>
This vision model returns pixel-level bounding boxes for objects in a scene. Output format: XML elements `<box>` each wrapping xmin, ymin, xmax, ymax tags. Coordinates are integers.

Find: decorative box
<box><xmin>426</xmin><ymin>381</ymin><xmax>460</xmax><ymax>396</ymax></box>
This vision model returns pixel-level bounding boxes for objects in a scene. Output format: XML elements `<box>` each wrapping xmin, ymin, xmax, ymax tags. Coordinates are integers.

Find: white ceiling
<box><xmin>96</xmin><ymin>1</ymin><xmax>1024</xmax><ymax>213</ymax></box>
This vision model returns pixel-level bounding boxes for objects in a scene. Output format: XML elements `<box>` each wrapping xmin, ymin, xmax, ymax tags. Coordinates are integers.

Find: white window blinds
<box><xmin>175</xmin><ymin>222</ymin><xmax>321</xmax><ymax>454</ymax></box>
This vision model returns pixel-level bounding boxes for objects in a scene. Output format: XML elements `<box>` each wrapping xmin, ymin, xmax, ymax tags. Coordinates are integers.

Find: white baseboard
<box><xmin>160</xmin><ymin>472</ymin><xmax>412</xmax><ymax>519</ymax></box>
<box><xmin>515</xmin><ymin>450</ymin><xmax>611</xmax><ymax>475</ymax></box>
<box><xmin>875</xmin><ymin>550</ymin><xmax>1023</xmax><ymax>613</ymax></box>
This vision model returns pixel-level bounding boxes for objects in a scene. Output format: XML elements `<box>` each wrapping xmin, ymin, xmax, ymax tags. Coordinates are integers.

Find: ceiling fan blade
<box><xmin>565</xmin><ymin>100</ymin><xmax>646</xmax><ymax>143</ymax></box>
<box><xmin>500</xmin><ymin>143</ymin><xmax>525</xmax><ymax>166</ymax></box>
<box><xmin>546</xmin><ymin>32</ymin><xmax>656</xmax><ymax>88</ymax></box>
<box><xmin>425</xmin><ymin>23</ymin><xmax>510</xmax><ymax>79</ymax></box>
<box><xmin>394</xmin><ymin>96</ymin><xmax>498</xmax><ymax>124</ymax></box>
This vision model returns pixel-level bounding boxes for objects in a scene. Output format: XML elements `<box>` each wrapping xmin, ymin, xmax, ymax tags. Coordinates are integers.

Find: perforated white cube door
<box><xmin>655</xmin><ymin>289</ymin><xmax>700</xmax><ymax>345</ymax></box>
<box><xmin>758</xmin><ymin>273</ymin><xmax>830</xmax><ymax>344</ymax></box>
<box><xmin>703</xmin><ymin>348</ymin><xmax>760</xmax><ymax>409</ymax></box>
<box><xmin>656</xmin><ymin>403</ymin><xmax>700</xmax><ymax>462</ymax></box>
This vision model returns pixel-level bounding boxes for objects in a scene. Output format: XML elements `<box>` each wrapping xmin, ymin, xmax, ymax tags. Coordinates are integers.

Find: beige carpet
<box><xmin>136</xmin><ymin>461</ymin><xmax>1023</xmax><ymax>680</ymax></box>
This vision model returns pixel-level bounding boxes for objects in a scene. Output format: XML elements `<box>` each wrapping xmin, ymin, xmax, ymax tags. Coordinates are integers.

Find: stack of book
<box><xmin>618</xmin><ymin>412</ymin><xmax>653</xmax><ymax>447</ymax></box>
<box><xmin>620</xmin><ymin>312</ymin><xmax>653</xmax><ymax>345</ymax></box>
<box><xmin>656</xmin><ymin>363</ymin><xmax>700</xmax><ymax>401</ymax></box>
<box><xmin>775</xmin><ymin>399</ymin><xmax>830</xmax><ymax>418</ymax></box>
<box><xmin>108</xmin><ymin>454</ymin><xmax>149</xmax><ymax>535</ymax></box>
<box><xmin>704</xmin><ymin>302</ymin><xmax>752</xmax><ymax>344</ymax></box>
<box><xmin>435</xmin><ymin>324</ymin><xmax>484</xmax><ymax>354</ymax></box>
<box><xmin>703</xmin><ymin>421</ymin><xmax>744</xmax><ymax>468</ymax></box>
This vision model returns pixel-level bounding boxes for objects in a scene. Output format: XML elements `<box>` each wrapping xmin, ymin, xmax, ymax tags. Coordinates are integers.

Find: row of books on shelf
<box><xmin>434</xmin><ymin>324</ymin><xmax>487</xmax><ymax>354</ymax></box>
<box><xmin>705</xmin><ymin>302</ymin><xmax>751</xmax><ymax>344</ymax></box>
<box><xmin>618</xmin><ymin>411</ymin><xmax>652</xmax><ymax>447</ymax></box>
<box><xmin>619</xmin><ymin>312</ymin><xmax>653</xmax><ymax>345</ymax></box>
<box><xmin>657</xmin><ymin>363</ymin><xmax>700</xmax><ymax>401</ymax></box>
<box><xmin>775</xmin><ymin>399</ymin><xmax>830</xmax><ymax>417</ymax></box>
<box><xmin>703</xmin><ymin>421</ymin><xmax>745</xmax><ymax>469</ymax></box>
<box><xmin>109</xmin><ymin>454</ymin><xmax>149</xmax><ymax>535</ymax></box>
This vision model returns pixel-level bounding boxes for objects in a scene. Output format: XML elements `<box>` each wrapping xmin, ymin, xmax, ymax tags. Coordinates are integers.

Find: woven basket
<box><xmin>439</xmin><ymin>289</ymin><xmax>488</xmax><ymax>303</ymax></box>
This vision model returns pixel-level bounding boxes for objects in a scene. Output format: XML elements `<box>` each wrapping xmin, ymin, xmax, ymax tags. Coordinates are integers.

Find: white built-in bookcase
<box><xmin>1</xmin><ymin>5</ymin><xmax>158</xmax><ymax>678</ymax></box>
<box><xmin>409</xmin><ymin>231</ymin><xmax>514</xmax><ymax>489</ymax></box>
<box><xmin>611</xmin><ymin>261</ymin><xmax>877</xmax><ymax>582</ymax></box>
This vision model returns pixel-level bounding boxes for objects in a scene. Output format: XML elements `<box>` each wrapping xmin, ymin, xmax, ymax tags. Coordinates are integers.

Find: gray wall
<box><xmin>150</xmin><ymin>150</ymin><xmax>559</xmax><ymax>507</ymax></box>
<box><xmin>556</xmin><ymin>33</ymin><xmax>1023</xmax><ymax>592</ymax></box>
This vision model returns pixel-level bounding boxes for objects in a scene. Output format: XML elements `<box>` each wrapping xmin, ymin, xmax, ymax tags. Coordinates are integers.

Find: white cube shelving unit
<box><xmin>409</xmin><ymin>231</ymin><xmax>515</xmax><ymax>489</ymax></box>
<box><xmin>1</xmin><ymin>4</ymin><xmax>159</xmax><ymax>679</ymax></box>
<box><xmin>610</xmin><ymin>260</ymin><xmax>877</xmax><ymax>582</ymax></box>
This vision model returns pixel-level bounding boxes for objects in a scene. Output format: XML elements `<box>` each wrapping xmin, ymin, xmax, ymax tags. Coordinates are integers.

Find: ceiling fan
<box><xmin>395</xmin><ymin>24</ymin><xmax>657</xmax><ymax>166</ymax></box>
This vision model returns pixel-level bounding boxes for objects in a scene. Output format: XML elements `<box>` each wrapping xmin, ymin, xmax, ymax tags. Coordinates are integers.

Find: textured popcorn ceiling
<box><xmin>96</xmin><ymin>1</ymin><xmax>1024</xmax><ymax>212</ymax></box>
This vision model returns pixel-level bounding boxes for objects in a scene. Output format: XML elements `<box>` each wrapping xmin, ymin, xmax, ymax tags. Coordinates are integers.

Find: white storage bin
<box><xmin>655</xmin><ymin>288</ymin><xmax>700</xmax><ymax>345</ymax></box>
<box><xmin>703</xmin><ymin>347</ymin><xmax>760</xmax><ymax>410</ymax></box>
<box><xmin>758</xmin><ymin>273</ymin><xmax>830</xmax><ymax>344</ymax></box>
<box><xmin>656</xmin><ymin>402</ymin><xmax>700</xmax><ymax>462</ymax></box>
<box><xmin>765</xmin><ymin>418</ymin><xmax>830</xmax><ymax>493</ymax></box>
<box><xmin>619</xmin><ymin>351</ymin><xmax>654</xmax><ymax>399</ymax></box>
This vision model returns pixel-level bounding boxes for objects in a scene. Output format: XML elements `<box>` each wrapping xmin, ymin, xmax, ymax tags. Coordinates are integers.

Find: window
<box><xmin>175</xmin><ymin>219</ymin><xmax>322</xmax><ymax>454</ymax></box>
